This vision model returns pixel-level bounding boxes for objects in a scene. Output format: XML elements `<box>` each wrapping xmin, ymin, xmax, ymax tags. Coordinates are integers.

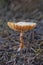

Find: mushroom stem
<box><xmin>20</xmin><ymin>31</ymin><xmax>25</xmax><ymax>49</ymax></box>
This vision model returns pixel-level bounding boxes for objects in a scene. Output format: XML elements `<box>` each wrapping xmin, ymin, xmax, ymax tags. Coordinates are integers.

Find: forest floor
<box><xmin>0</xmin><ymin>2</ymin><xmax>43</xmax><ymax>65</ymax></box>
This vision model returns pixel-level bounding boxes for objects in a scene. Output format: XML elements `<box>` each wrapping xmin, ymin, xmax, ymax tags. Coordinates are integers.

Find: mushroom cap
<box><xmin>7</xmin><ymin>22</ymin><xmax>36</xmax><ymax>32</ymax></box>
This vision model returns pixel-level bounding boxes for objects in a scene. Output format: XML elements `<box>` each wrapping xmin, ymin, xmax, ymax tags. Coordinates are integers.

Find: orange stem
<box><xmin>20</xmin><ymin>32</ymin><xmax>25</xmax><ymax>49</ymax></box>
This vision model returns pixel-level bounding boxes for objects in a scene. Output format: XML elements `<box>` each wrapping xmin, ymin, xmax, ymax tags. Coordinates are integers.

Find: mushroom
<box><xmin>7</xmin><ymin>21</ymin><xmax>37</xmax><ymax>51</ymax></box>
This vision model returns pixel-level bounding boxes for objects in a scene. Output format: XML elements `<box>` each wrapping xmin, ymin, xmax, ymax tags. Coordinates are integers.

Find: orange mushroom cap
<box><xmin>7</xmin><ymin>22</ymin><xmax>36</xmax><ymax>32</ymax></box>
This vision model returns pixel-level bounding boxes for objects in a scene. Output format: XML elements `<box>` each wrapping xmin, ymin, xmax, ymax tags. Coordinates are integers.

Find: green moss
<box><xmin>0</xmin><ymin>0</ymin><xmax>9</xmax><ymax>6</ymax></box>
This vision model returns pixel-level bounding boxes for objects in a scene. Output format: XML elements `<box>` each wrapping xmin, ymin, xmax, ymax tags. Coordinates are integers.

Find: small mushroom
<box><xmin>7</xmin><ymin>21</ymin><xmax>36</xmax><ymax>51</ymax></box>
